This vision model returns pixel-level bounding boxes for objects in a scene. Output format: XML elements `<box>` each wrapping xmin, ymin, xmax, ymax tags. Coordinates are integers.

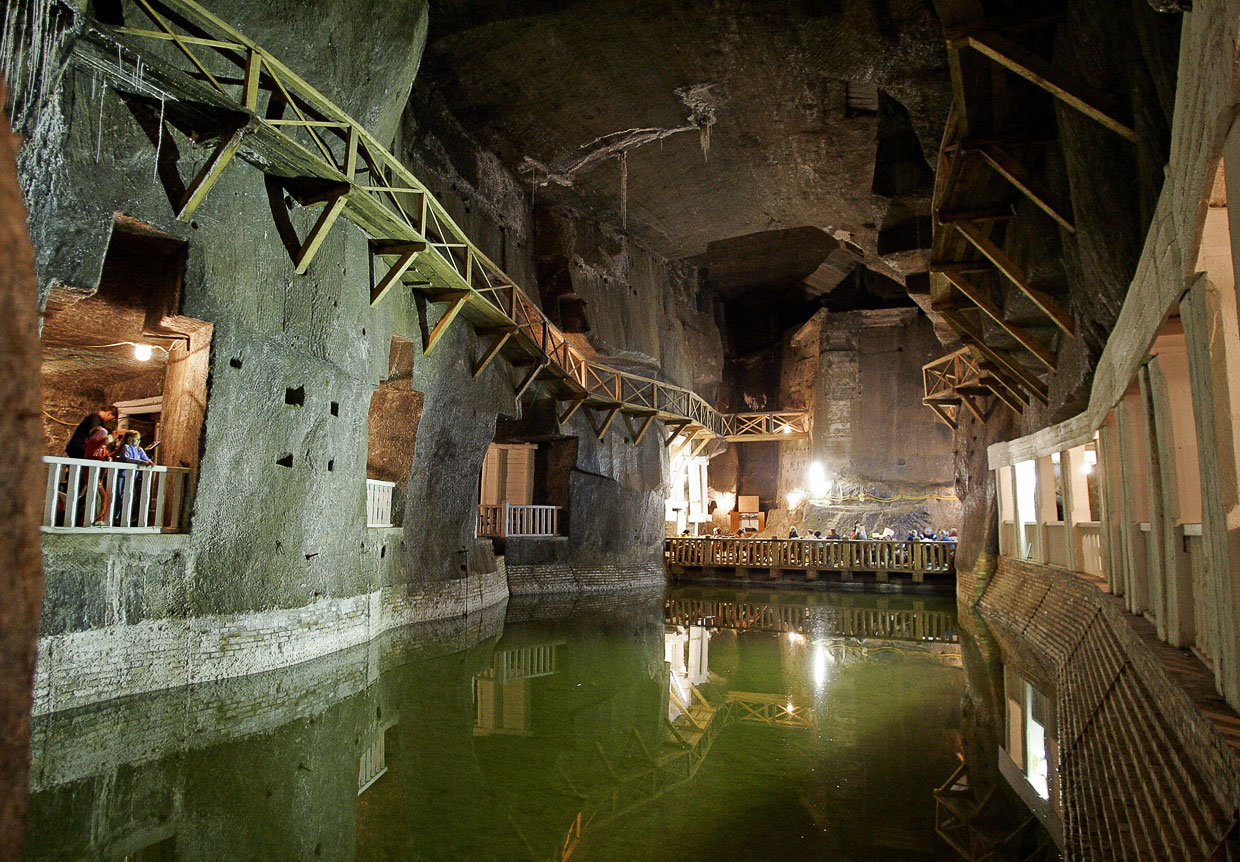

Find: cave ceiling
<box><xmin>420</xmin><ymin>0</ymin><xmax>951</xmax><ymax>291</ymax></box>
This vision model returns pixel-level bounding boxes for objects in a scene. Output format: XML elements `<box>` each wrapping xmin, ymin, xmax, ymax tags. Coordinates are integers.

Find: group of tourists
<box><xmin>62</xmin><ymin>405</ymin><xmax>156</xmax><ymax>526</ymax></box>
<box><xmin>684</xmin><ymin>522</ymin><xmax>958</xmax><ymax>542</ymax></box>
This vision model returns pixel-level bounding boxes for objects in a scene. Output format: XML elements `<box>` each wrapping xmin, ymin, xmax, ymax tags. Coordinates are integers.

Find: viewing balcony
<box><xmin>42</xmin><ymin>455</ymin><xmax>191</xmax><ymax>533</ymax></box>
<box><xmin>365</xmin><ymin>478</ymin><xmax>396</xmax><ymax>528</ymax></box>
<box><xmin>477</xmin><ymin>503</ymin><xmax>563</xmax><ymax>538</ymax></box>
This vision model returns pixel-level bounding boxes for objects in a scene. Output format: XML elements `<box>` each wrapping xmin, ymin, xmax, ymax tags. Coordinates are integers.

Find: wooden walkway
<box><xmin>69</xmin><ymin>0</ymin><xmax>809</xmax><ymax>449</ymax></box>
<box><xmin>665</xmin><ymin>537</ymin><xmax>956</xmax><ymax>585</ymax></box>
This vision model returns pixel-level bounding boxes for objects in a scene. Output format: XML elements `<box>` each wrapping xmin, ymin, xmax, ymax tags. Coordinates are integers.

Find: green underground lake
<box><xmin>25</xmin><ymin>586</ymin><xmax>965</xmax><ymax>861</ymax></box>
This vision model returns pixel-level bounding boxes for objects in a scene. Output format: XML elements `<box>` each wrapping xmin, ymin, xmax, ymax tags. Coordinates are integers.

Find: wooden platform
<box><xmin>665</xmin><ymin>537</ymin><xmax>956</xmax><ymax>586</ymax></box>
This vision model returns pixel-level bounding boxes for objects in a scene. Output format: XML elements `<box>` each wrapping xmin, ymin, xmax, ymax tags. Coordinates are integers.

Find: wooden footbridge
<box><xmin>665</xmin><ymin>537</ymin><xmax>957</xmax><ymax>585</ymax></box>
<box><xmin>65</xmin><ymin>0</ymin><xmax>809</xmax><ymax>449</ymax></box>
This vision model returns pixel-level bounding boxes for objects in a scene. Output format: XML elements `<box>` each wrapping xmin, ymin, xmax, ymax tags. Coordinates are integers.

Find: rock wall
<box><xmin>730</xmin><ymin>306</ymin><xmax>958</xmax><ymax>536</ymax></box>
<box><xmin>18</xmin><ymin>1</ymin><xmax>727</xmax><ymax>716</ymax></box>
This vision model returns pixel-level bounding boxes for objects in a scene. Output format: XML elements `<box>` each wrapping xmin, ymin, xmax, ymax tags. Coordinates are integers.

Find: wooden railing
<box><xmin>42</xmin><ymin>455</ymin><xmax>190</xmax><ymax>533</ymax></box>
<box><xmin>719</xmin><ymin>411</ymin><xmax>811</xmax><ymax>441</ymax></box>
<box><xmin>365</xmin><ymin>478</ymin><xmax>395</xmax><ymax>527</ymax></box>
<box><xmin>70</xmin><ymin>0</ymin><xmax>810</xmax><ymax>446</ymax></box>
<box><xmin>664</xmin><ymin>537</ymin><xmax>956</xmax><ymax>574</ymax></box>
<box><xmin>476</xmin><ymin>503</ymin><xmax>562</xmax><ymax>538</ymax></box>
<box><xmin>1075</xmin><ymin>521</ymin><xmax>1104</xmax><ymax>576</ymax></box>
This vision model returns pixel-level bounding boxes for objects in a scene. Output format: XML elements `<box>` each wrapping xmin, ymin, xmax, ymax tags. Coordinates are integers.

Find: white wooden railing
<box><xmin>476</xmin><ymin>503</ymin><xmax>562</xmax><ymax>538</ymax></box>
<box><xmin>42</xmin><ymin>455</ymin><xmax>190</xmax><ymax>533</ymax></box>
<box><xmin>366</xmin><ymin>479</ymin><xmax>396</xmax><ymax>527</ymax></box>
<box><xmin>1075</xmin><ymin>522</ymin><xmax>1104</xmax><ymax>576</ymax></box>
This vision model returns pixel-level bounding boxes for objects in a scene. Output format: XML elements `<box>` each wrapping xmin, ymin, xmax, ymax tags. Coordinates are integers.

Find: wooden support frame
<box><xmin>623</xmin><ymin>411</ymin><xmax>658</xmax><ymax>445</ymax></box>
<box><xmin>558</xmin><ymin>395</ymin><xmax>587</xmax><ymax>425</ymax></box>
<box><xmin>976</xmin><ymin>144</ymin><xmax>1075</xmax><ymax>232</ymax></box>
<box><xmin>513</xmin><ymin>358</ymin><xmax>547</xmax><ymax>400</ymax></box>
<box><xmin>293</xmin><ymin>189</ymin><xmax>349</xmax><ymax>273</ymax></box>
<box><xmin>369</xmin><ymin>240</ymin><xmax>427</xmax><ymax>306</ymax></box>
<box><xmin>689</xmin><ymin>434</ymin><xmax>713</xmax><ymax>459</ymax></box>
<box><xmin>471</xmin><ymin>326</ymin><xmax>518</xmax><ymax>378</ymax></box>
<box><xmin>964</xmin><ymin>30</ymin><xmax>1137</xmax><ymax>143</ymax></box>
<box><xmin>941</xmin><ymin>271</ymin><xmax>1057</xmax><ymax>370</ymax></box>
<box><xmin>936</xmin><ymin>205</ymin><xmax>1014</xmax><ymax>224</ymax></box>
<box><xmin>177</xmin><ymin>123</ymin><xmax>247</xmax><ymax>221</ymax></box>
<box><xmin>587</xmin><ymin>404</ymin><xmax>622</xmax><ymax>441</ymax></box>
<box><xmin>952</xmin><ymin>222</ymin><xmax>1075</xmax><ymax>335</ymax></box>
<box><xmin>293</xmin><ymin>128</ymin><xmax>358</xmax><ymax>274</ymax></box>
<box><xmin>423</xmin><ymin>288</ymin><xmax>472</xmax><ymax>355</ymax></box>
<box><xmin>943</xmin><ymin>310</ymin><xmax>1048</xmax><ymax>402</ymax></box>
<box><xmin>665</xmin><ymin>419</ymin><xmax>691</xmax><ymax>447</ymax></box>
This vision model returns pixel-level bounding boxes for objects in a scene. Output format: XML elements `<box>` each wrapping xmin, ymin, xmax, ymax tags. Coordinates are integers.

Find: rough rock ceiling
<box><xmin>420</xmin><ymin>0</ymin><xmax>951</xmax><ymax>267</ymax></box>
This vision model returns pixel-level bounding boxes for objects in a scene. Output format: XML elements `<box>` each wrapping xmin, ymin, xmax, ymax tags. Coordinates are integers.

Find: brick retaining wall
<box><xmin>33</xmin><ymin>567</ymin><xmax>509</xmax><ymax>716</ymax></box>
<box><xmin>980</xmin><ymin>557</ymin><xmax>1240</xmax><ymax>860</ymax></box>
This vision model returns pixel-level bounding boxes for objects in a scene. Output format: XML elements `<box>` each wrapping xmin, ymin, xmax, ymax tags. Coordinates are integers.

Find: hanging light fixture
<box><xmin>132</xmin><ymin>343</ymin><xmax>153</xmax><ymax>361</ymax></box>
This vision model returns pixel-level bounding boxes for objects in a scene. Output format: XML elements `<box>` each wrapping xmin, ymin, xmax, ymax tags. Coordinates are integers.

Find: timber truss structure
<box><xmin>63</xmin><ymin>0</ymin><xmax>810</xmax><ymax>449</ymax></box>
<box><xmin>922</xmin><ymin>347</ymin><xmax>1011</xmax><ymax>429</ymax></box>
<box><xmin>927</xmin><ymin>1</ymin><xmax>1136</xmax><ymax>413</ymax></box>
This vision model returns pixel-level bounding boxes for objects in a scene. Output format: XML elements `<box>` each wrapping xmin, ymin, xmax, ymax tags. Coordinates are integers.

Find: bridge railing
<box><xmin>42</xmin><ymin>455</ymin><xmax>191</xmax><ymax>533</ymax></box>
<box><xmin>477</xmin><ymin>503</ymin><xmax>562</xmax><ymax>538</ymax></box>
<box><xmin>665</xmin><ymin>537</ymin><xmax>956</xmax><ymax>573</ymax></box>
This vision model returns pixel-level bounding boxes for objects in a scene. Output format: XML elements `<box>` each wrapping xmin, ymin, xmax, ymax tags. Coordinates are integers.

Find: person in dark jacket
<box><xmin>65</xmin><ymin>406</ymin><xmax>117</xmax><ymax>458</ymax></box>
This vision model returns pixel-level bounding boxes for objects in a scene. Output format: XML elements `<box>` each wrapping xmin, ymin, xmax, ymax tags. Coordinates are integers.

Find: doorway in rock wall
<box><xmin>476</xmin><ymin>437</ymin><xmax>575</xmax><ymax>538</ymax></box>
<box><xmin>365</xmin><ymin>336</ymin><xmax>423</xmax><ymax>527</ymax></box>
<box><xmin>39</xmin><ymin>216</ymin><xmax>211</xmax><ymax>530</ymax></box>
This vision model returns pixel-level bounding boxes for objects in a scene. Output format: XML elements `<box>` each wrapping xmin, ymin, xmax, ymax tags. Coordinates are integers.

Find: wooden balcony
<box><xmin>42</xmin><ymin>455</ymin><xmax>191</xmax><ymax>533</ymax></box>
<box><xmin>665</xmin><ymin>537</ymin><xmax>956</xmax><ymax>585</ymax></box>
<box><xmin>477</xmin><ymin>503</ymin><xmax>563</xmax><ymax>538</ymax></box>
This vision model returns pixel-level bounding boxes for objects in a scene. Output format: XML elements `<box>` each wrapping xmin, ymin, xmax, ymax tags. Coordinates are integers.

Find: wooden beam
<box><xmin>177</xmin><ymin>123</ymin><xmax>246</xmax><ymax>221</ymax></box>
<box><xmin>631</xmin><ymin>412</ymin><xmax>658</xmax><ymax>445</ymax></box>
<box><xmin>929</xmin><ymin>260</ymin><xmax>992</xmax><ymax>275</ymax></box>
<box><xmin>927</xmin><ymin>401</ymin><xmax>958</xmax><ymax>430</ymax></box>
<box><xmin>977</xmin><ymin>144</ymin><xmax>1075</xmax><ymax>232</ymax></box>
<box><xmin>513</xmin><ymin>358</ymin><xmax>547</xmax><ymax>400</ymax></box>
<box><xmin>665</xmin><ymin>420</ymin><xmax>691</xmax><ymax>447</ymax></box>
<box><xmin>471</xmin><ymin>326</ymin><xmax>517</xmax><ymax>378</ymax></box>
<box><xmin>966</xmin><ymin>30</ymin><xmax>1137</xmax><ymax>142</ymax></box>
<box><xmin>689</xmin><ymin>434</ymin><xmax>714</xmax><ymax>458</ymax></box>
<box><xmin>423</xmin><ymin>288</ymin><xmax>472</xmax><ymax>355</ymax></box>
<box><xmin>591</xmin><ymin>404</ymin><xmax>621</xmax><ymax>441</ymax></box>
<box><xmin>944</xmin><ymin>310</ymin><xmax>1048</xmax><ymax>401</ymax></box>
<box><xmin>294</xmin><ymin>190</ymin><xmax>349</xmax><ymax>273</ymax></box>
<box><xmin>941</xmin><ymin>271</ymin><xmax>1057</xmax><ymax>370</ymax></box>
<box><xmin>558</xmin><ymin>395</ymin><xmax>587</xmax><ymax>425</ymax></box>
<box><xmin>952</xmin><ymin>222</ymin><xmax>1075</xmax><ymax>335</ymax></box>
<box><xmin>369</xmin><ymin>245</ymin><xmax>425</xmax><ymax>306</ymax></box>
<box><xmin>936</xmin><ymin>205</ymin><xmax>1014</xmax><ymax>224</ymax></box>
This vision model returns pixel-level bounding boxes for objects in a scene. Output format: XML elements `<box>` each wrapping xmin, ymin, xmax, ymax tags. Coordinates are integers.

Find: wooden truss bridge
<box><xmin>551</xmin><ymin>682</ymin><xmax>812</xmax><ymax>862</ymax></box>
<box><xmin>65</xmin><ymin>0</ymin><xmax>809</xmax><ymax>447</ymax></box>
<box><xmin>927</xmin><ymin>2</ymin><xmax>1137</xmax><ymax>415</ymax></box>
<box><xmin>665</xmin><ymin>537</ymin><xmax>957</xmax><ymax>585</ymax></box>
<box><xmin>922</xmin><ymin>347</ymin><xmax>1010</xmax><ymax>428</ymax></box>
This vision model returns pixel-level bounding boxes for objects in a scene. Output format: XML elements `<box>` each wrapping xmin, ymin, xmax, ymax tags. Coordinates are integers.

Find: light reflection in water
<box><xmin>24</xmin><ymin>586</ymin><xmax>963</xmax><ymax>862</ymax></box>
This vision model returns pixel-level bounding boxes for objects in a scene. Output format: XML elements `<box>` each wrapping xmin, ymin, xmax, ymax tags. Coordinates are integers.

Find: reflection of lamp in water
<box><xmin>807</xmin><ymin>461</ymin><xmax>831</xmax><ymax>499</ymax></box>
<box><xmin>812</xmin><ymin>641</ymin><xmax>828</xmax><ymax>688</ymax></box>
<box><xmin>132</xmin><ymin>343</ymin><xmax>153</xmax><ymax>361</ymax></box>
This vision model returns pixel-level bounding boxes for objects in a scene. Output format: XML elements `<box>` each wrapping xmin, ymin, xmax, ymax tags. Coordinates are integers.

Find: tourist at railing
<box><xmin>112</xmin><ymin>430</ymin><xmax>155</xmax><ymax>525</ymax></box>
<box><xmin>849</xmin><ymin>520</ymin><xmax>869</xmax><ymax>540</ymax></box>
<box><xmin>65</xmin><ymin>405</ymin><xmax>117</xmax><ymax>458</ymax></box>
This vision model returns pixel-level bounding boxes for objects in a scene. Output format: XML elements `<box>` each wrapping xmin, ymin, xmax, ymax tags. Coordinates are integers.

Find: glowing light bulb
<box><xmin>133</xmin><ymin>343</ymin><xmax>153</xmax><ymax>361</ymax></box>
<box><xmin>782</xmin><ymin>425</ymin><xmax>793</xmax><ymax>434</ymax></box>
<box><xmin>786</xmin><ymin>489</ymin><xmax>805</xmax><ymax>508</ymax></box>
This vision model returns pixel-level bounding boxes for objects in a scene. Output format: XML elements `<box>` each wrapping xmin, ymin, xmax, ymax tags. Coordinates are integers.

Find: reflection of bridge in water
<box><xmin>664</xmin><ymin>596</ymin><xmax>959</xmax><ymax>644</ymax></box>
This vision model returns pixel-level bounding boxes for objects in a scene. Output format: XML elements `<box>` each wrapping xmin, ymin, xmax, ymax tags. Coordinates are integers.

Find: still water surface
<box><xmin>27</xmin><ymin>586</ymin><xmax>962</xmax><ymax>861</ymax></box>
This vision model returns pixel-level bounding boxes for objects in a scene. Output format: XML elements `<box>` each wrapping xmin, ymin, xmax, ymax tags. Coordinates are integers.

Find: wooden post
<box><xmin>1138</xmin><ymin>362</ymin><xmax>1170</xmax><ymax>640</ymax></box>
<box><xmin>1115</xmin><ymin>395</ymin><xmax>1149</xmax><ymax>613</ymax></box>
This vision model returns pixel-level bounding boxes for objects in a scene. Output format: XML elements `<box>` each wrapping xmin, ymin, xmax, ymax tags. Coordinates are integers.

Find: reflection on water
<box><xmin>27</xmin><ymin>587</ymin><xmax>963</xmax><ymax>861</ymax></box>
